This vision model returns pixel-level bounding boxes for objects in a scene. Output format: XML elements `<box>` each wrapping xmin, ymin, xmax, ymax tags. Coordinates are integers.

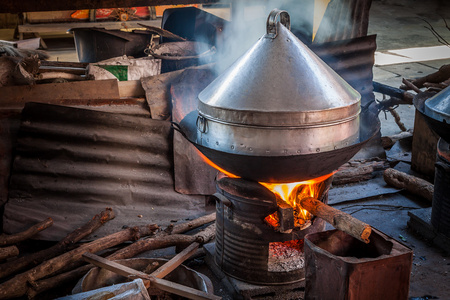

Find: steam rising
<box><xmin>204</xmin><ymin>0</ymin><xmax>332</xmax><ymax>74</ymax></box>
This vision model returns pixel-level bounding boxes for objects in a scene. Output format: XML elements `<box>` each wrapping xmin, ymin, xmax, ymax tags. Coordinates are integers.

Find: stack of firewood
<box><xmin>0</xmin><ymin>208</ymin><xmax>216</xmax><ymax>299</ymax></box>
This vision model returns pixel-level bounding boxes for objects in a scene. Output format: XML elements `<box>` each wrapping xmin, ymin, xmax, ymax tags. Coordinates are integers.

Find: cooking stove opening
<box><xmin>261</xmin><ymin>174</ymin><xmax>334</xmax><ymax>273</ymax></box>
<box><xmin>260</xmin><ymin>173</ymin><xmax>334</xmax><ymax>232</ymax></box>
<box><xmin>200</xmin><ymin>148</ymin><xmax>335</xmax><ymax>284</ymax></box>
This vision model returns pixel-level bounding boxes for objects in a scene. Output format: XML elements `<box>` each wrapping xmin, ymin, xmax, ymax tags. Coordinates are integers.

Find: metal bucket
<box><xmin>70</xmin><ymin>28</ymin><xmax>151</xmax><ymax>63</ymax></box>
<box><xmin>73</xmin><ymin>258</ymin><xmax>213</xmax><ymax>298</ymax></box>
<box><xmin>151</xmin><ymin>41</ymin><xmax>215</xmax><ymax>73</ymax></box>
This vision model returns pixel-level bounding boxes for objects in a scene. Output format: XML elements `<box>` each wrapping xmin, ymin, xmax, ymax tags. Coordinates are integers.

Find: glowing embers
<box><xmin>268</xmin><ymin>239</ymin><xmax>305</xmax><ymax>272</ymax></box>
<box><xmin>261</xmin><ymin>173</ymin><xmax>334</xmax><ymax>232</ymax></box>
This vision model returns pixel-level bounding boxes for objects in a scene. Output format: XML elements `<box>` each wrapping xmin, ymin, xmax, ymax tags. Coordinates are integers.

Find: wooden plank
<box><xmin>18</xmin><ymin>20</ymin><xmax>161</xmax><ymax>34</ymax></box>
<box><xmin>0</xmin><ymin>79</ymin><xmax>120</xmax><ymax>109</ymax></box>
<box><xmin>1</xmin><ymin>0</ymin><xmax>222</xmax><ymax>13</ymax></box>
<box><xmin>118</xmin><ymin>80</ymin><xmax>145</xmax><ymax>98</ymax></box>
<box><xmin>151</xmin><ymin>242</ymin><xmax>200</xmax><ymax>279</ymax></box>
<box><xmin>39</xmin><ymin>67</ymin><xmax>86</xmax><ymax>75</ymax></box>
<box><xmin>82</xmin><ymin>252</ymin><xmax>221</xmax><ymax>300</ymax></box>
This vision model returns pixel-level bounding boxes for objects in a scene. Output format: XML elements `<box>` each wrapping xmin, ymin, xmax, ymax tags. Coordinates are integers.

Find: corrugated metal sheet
<box><xmin>312</xmin><ymin>34</ymin><xmax>377</xmax><ymax>106</ymax></box>
<box><xmin>0</xmin><ymin>113</ymin><xmax>21</xmax><ymax>208</ymax></box>
<box><xmin>0</xmin><ymin>98</ymin><xmax>151</xmax><ymax>208</ymax></box>
<box><xmin>314</xmin><ymin>0</ymin><xmax>373</xmax><ymax>43</ymax></box>
<box><xmin>3</xmin><ymin>102</ymin><xmax>206</xmax><ymax>241</ymax></box>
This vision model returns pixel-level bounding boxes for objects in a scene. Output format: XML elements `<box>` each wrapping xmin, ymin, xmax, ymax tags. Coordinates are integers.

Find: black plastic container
<box><xmin>70</xmin><ymin>28</ymin><xmax>151</xmax><ymax>63</ymax></box>
<box><xmin>431</xmin><ymin>138</ymin><xmax>450</xmax><ymax>236</ymax></box>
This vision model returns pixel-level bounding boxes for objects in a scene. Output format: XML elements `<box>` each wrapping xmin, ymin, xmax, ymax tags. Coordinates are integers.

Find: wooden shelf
<box><xmin>18</xmin><ymin>19</ymin><xmax>162</xmax><ymax>49</ymax></box>
<box><xmin>18</xmin><ymin>19</ymin><xmax>162</xmax><ymax>35</ymax></box>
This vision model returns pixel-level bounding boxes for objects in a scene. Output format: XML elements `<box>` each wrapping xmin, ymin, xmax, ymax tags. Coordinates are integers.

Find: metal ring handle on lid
<box><xmin>266</xmin><ymin>9</ymin><xmax>290</xmax><ymax>38</ymax></box>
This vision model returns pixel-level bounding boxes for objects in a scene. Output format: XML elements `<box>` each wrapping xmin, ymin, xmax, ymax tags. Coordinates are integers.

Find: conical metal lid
<box><xmin>198</xmin><ymin>10</ymin><xmax>361</xmax><ymax>127</ymax></box>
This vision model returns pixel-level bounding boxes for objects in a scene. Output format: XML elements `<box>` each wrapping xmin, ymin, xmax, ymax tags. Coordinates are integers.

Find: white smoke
<box><xmin>207</xmin><ymin>0</ymin><xmax>333</xmax><ymax>74</ymax></box>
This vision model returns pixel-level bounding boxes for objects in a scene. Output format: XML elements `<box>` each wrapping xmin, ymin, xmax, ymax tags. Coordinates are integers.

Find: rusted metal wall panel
<box><xmin>314</xmin><ymin>0</ymin><xmax>373</xmax><ymax>44</ymax></box>
<box><xmin>0</xmin><ymin>113</ymin><xmax>21</xmax><ymax>210</ymax></box>
<box><xmin>3</xmin><ymin>102</ymin><xmax>206</xmax><ymax>240</ymax></box>
<box><xmin>312</xmin><ymin>34</ymin><xmax>377</xmax><ymax>106</ymax></box>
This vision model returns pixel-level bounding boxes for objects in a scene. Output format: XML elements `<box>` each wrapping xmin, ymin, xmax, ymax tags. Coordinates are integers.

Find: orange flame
<box><xmin>260</xmin><ymin>172</ymin><xmax>334</xmax><ymax>228</ymax></box>
<box><xmin>196</xmin><ymin>149</ymin><xmax>240</xmax><ymax>178</ymax></box>
<box><xmin>196</xmin><ymin>148</ymin><xmax>334</xmax><ymax>229</ymax></box>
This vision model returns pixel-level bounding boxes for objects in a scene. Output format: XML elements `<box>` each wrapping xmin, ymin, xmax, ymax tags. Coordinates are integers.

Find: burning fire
<box><xmin>197</xmin><ymin>148</ymin><xmax>333</xmax><ymax>230</ymax></box>
<box><xmin>260</xmin><ymin>173</ymin><xmax>334</xmax><ymax>229</ymax></box>
<box><xmin>196</xmin><ymin>149</ymin><xmax>240</xmax><ymax>178</ymax></box>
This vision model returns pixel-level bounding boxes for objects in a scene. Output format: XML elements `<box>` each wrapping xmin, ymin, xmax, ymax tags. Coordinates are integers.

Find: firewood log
<box><xmin>0</xmin><ymin>224</ymin><xmax>158</xmax><ymax>300</ymax></box>
<box><xmin>0</xmin><ymin>245</ymin><xmax>19</xmax><ymax>261</ymax></box>
<box><xmin>383</xmin><ymin>168</ymin><xmax>433</xmax><ymax>202</ymax></box>
<box><xmin>0</xmin><ymin>208</ymin><xmax>114</xmax><ymax>279</ymax></box>
<box><xmin>300</xmin><ymin>197</ymin><xmax>372</xmax><ymax>243</ymax></box>
<box><xmin>27</xmin><ymin>214</ymin><xmax>215</xmax><ymax>298</ymax></box>
<box><xmin>0</xmin><ymin>217</ymin><xmax>53</xmax><ymax>246</ymax></box>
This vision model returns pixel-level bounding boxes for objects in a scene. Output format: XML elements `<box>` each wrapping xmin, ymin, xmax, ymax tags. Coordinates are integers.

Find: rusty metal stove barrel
<box><xmin>213</xmin><ymin>175</ymin><xmax>331</xmax><ymax>285</ymax></box>
<box><xmin>179</xmin><ymin>9</ymin><xmax>380</xmax><ymax>183</ymax></box>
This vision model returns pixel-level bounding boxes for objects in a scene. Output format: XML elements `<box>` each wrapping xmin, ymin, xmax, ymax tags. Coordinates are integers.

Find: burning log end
<box><xmin>99</xmin><ymin>208</ymin><xmax>115</xmax><ymax>224</ymax></box>
<box><xmin>333</xmin><ymin>215</ymin><xmax>371</xmax><ymax>244</ymax></box>
<box><xmin>276</xmin><ymin>197</ymin><xmax>295</xmax><ymax>233</ymax></box>
<box><xmin>299</xmin><ymin>197</ymin><xmax>372</xmax><ymax>244</ymax></box>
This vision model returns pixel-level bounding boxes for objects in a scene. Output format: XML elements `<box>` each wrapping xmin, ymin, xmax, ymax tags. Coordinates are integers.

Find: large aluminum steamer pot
<box><xmin>178</xmin><ymin>9</ymin><xmax>380</xmax><ymax>183</ymax></box>
<box><xmin>179</xmin><ymin>104</ymin><xmax>379</xmax><ymax>183</ymax></box>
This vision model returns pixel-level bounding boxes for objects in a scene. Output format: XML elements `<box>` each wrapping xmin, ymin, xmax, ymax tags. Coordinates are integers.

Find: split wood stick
<box><xmin>28</xmin><ymin>223</ymin><xmax>216</xmax><ymax>298</ymax></box>
<box><xmin>82</xmin><ymin>253</ymin><xmax>221</xmax><ymax>300</ymax></box>
<box><xmin>300</xmin><ymin>197</ymin><xmax>372</xmax><ymax>243</ymax></box>
<box><xmin>110</xmin><ymin>223</ymin><xmax>216</xmax><ymax>260</ymax></box>
<box><xmin>381</xmin><ymin>131</ymin><xmax>413</xmax><ymax>149</ymax></box>
<box><xmin>0</xmin><ymin>217</ymin><xmax>53</xmax><ymax>246</ymax></box>
<box><xmin>36</xmin><ymin>72</ymin><xmax>84</xmax><ymax>81</ymax></box>
<box><xmin>0</xmin><ymin>245</ymin><xmax>19</xmax><ymax>261</ymax></box>
<box><xmin>151</xmin><ymin>242</ymin><xmax>200</xmax><ymax>279</ymax></box>
<box><xmin>168</xmin><ymin>213</ymin><xmax>216</xmax><ymax>235</ymax></box>
<box><xmin>389</xmin><ymin>107</ymin><xmax>407</xmax><ymax>132</ymax></box>
<box><xmin>0</xmin><ymin>223</ymin><xmax>158</xmax><ymax>300</ymax></box>
<box><xmin>383</xmin><ymin>168</ymin><xmax>433</xmax><ymax>202</ymax></box>
<box><xmin>401</xmin><ymin>78</ymin><xmax>422</xmax><ymax>93</ymax></box>
<box><xmin>39</xmin><ymin>67</ymin><xmax>86</xmax><ymax>75</ymax></box>
<box><xmin>0</xmin><ymin>208</ymin><xmax>114</xmax><ymax>280</ymax></box>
